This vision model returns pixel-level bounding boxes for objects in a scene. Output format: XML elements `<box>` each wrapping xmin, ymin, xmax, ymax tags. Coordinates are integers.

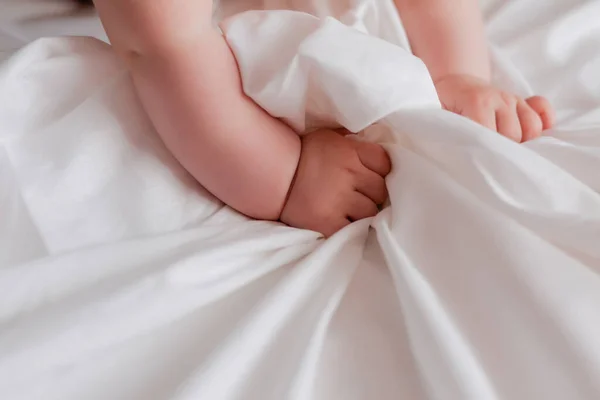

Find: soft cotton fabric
<box><xmin>1</xmin><ymin>0</ymin><xmax>600</xmax><ymax>399</ymax></box>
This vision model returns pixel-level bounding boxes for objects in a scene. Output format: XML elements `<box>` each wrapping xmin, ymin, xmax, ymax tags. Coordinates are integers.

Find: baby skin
<box><xmin>395</xmin><ymin>0</ymin><xmax>554</xmax><ymax>141</ymax></box>
<box><xmin>94</xmin><ymin>0</ymin><xmax>554</xmax><ymax>237</ymax></box>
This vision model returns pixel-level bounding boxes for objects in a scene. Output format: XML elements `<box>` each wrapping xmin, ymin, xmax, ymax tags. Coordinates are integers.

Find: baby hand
<box><xmin>280</xmin><ymin>128</ymin><xmax>391</xmax><ymax>237</ymax></box>
<box><xmin>434</xmin><ymin>74</ymin><xmax>555</xmax><ymax>142</ymax></box>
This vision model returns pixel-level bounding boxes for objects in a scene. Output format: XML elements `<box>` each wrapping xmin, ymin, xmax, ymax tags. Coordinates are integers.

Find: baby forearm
<box><xmin>128</xmin><ymin>32</ymin><xmax>301</xmax><ymax>220</ymax></box>
<box><xmin>94</xmin><ymin>0</ymin><xmax>300</xmax><ymax>220</ymax></box>
<box><xmin>394</xmin><ymin>0</ymin><xmax>490</xmax><ymax>82</ymax></box>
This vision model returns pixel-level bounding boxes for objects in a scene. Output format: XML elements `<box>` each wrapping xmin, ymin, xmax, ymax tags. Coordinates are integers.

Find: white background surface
<box><xmin>0</xmin><ymin>0</ymin><xmax>105</xmax><ymax>61</ymax></box>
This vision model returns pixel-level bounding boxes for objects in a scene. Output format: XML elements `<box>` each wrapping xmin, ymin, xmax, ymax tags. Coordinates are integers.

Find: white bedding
<box><xmin>1</xmin><ymin>0</ymin><xmax>600</xmax><ymax>399</ymax></box>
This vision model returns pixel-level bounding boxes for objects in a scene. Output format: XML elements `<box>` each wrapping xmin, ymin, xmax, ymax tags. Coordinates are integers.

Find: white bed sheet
<box><xmin>1</xmin><ymin>0</ymin><xmax>600</xmax><ymax>399</ymax></box>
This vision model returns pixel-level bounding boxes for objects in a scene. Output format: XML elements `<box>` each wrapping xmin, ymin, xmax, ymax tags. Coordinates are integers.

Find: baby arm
<box><xmin>94</xmin><ymin>0</ymin><xmax>301</xmax><ymax>220</ymax></box>
<box><xmin>394</xmin><ymin>0</ymin><xmax>555</xmax><ymax>142</ymax></box>
<box><xmin>93</xmin><ymin>0</ymin><xmax>391</xmax><ymax>237</ymax></box>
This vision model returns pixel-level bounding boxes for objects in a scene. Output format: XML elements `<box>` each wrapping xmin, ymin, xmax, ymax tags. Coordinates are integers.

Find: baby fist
<box><xmin>434</xmin><ymin>74</ymin><xmax>555</xmax><ymax>142</ymax></box>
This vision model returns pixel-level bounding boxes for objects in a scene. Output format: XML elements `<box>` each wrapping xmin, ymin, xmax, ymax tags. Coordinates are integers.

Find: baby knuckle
<box><xmin>343</xmin><ymin>163</ymin><xmax>362</xmax><ymax>176</ymax></box>
<box><xmin>315</xmin><ymin>197</ymin><xmax>346</xmax><ymax>221</ymax></box>
<box><xmin>473</xmin><ymin>91</ymin><xmax>494</xmax><ymax>108</ymax></box>
<box><xmin>500</xmin><ymin>92</ymin><xmax>516</xmax><ymax>106</ymax></box>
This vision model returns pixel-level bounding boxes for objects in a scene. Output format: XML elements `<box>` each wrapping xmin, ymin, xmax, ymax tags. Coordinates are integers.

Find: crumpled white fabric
<box><xmin>1</xmin><ymin>0</ymin><xmax>600</xmax><ymax>399</ymax></box>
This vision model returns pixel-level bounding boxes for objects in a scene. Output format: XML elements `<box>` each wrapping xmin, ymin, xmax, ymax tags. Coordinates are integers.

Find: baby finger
<box><xmin>517</xmin><ymin>100</ymin><xmax>543</xmax><ymax>142</ymax></box>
